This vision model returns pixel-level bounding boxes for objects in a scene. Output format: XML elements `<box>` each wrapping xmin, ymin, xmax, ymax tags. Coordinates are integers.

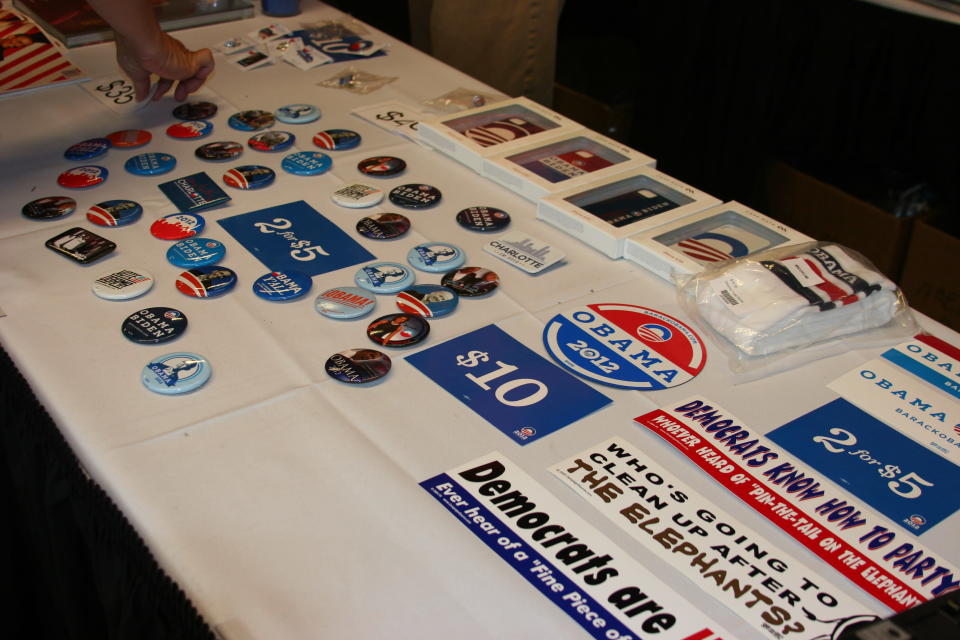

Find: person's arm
<box><xmin>86</xmin><ymin>0</ymin><xmax>214</xmax><ymax>102</ymax></box>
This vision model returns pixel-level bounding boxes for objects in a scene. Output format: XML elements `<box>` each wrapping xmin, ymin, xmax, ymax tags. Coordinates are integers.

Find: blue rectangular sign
<box><xmin>406</xmin><ymin>324</ymin><xmax>611</xmax><ymax>444</ymax></box>
<box><xmin>768</xmin><ymin>398</ymin><xmax>959</xmax><ymax>534</ymax></box>
<box><xmin>217</xmin><ymin>201</ymin><xmax>374</xmax><ymax>276</ymax></box>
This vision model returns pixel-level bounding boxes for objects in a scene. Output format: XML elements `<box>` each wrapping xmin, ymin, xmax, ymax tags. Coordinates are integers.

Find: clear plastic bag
<box><xmin>421</xmin><ymin>88</ymin><xmax>507</xmax><ymax>113</ymax></box>
<box><xmin>317</xmin><ymin>66</ymin><xmax>396</xmax><ymax>94</ymax></box>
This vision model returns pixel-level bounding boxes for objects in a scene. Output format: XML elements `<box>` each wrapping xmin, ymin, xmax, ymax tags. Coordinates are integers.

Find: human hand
<box><xmin>115</xmin><ymin>31</ymin><xmax>214</xmax><ymax>102</ymax></box>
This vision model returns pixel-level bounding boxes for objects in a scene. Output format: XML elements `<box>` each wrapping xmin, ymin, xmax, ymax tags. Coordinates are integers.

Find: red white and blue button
<box><xmin>166</xmin><ymin>237</ymin><xmax>226</xmax><ymax>268</ymax></box>
<box><xmin>86</xmin><ymin>199</ymin><xmax>143</xmax><ymax>226</ymax></box>
<box><xmin>64</xmin><ymin>137</ymin><xmax>111</xmax><ymax>161</ymax></box>
<box><xmin>57</xmin><ymin>165</ymin><xmax>108</xmax><ymax>188</ymax></box>
<box><xmin>141</xmin><ymin>352</ymin><xmax>211</xmax><ymax>394</ymax></box>
<box><xmin>281</xmin><ymin>151</ymin><xmax>331</xmax><ymax>176</ymax></box>
<box><xmin>252</xmin><ymin>269</ymin><xmax>313</xmax><ymax>302</ymax></box>
<box><xmin>228</xmin><ymin>110</ymin><xmax>275</xmax><ymax>131</ymax></box>
<box><xmin>175</xmin><ymin>266</ymin><xmax>237</xmax><ymax>298</ymax></box>
<box><xmin>395</xmin><ymin>284</ymin><xmax>459</xmax><ymax>318</ymax></box>
<box><xmin>223</xmin><ymin>165</ymin><xmax>276</xmax><ymax>189</ymax></box>
<box><xmin>124</xmin><ymin>152</ymin><xmax>176</xmax><ymax>176</ymax></box>
<box><xmin>150</xmin><ymin>213</ymin><xmax>206</xmax><ymax>240</ymax></box>
<box><xmin>248</xmin><ymin>130</ymin><xmax>295</xmax><ymax>152</ymax></box>
<box><xmin>312</xmin><ymin>128</ymin><xmax>361</xmax><ymax>150</ymax></box>
<box><xmin>357</xmin><ymin>156</ymin><xmax>406</xmax><ymax>177</ymax></box>
<box><xmin>167</xmin><ymin>120</ymin><xmax>214</xmax><ymax>139</ymax></box>
<box><xmin>366</xmin><ymin>313</ymin><xmax>430</xmax><ymax>348</ymax></box>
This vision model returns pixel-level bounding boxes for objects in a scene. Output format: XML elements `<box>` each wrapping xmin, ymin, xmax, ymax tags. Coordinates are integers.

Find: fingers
<box><xmin>131</xmin><ymin>72</ymin><xmax>152</xmax><ymax>102</ymax></box>
<box><xmin>152</xmin><ymin>77</ymin><xmax>174</xmax><ymax>101</ymax></box>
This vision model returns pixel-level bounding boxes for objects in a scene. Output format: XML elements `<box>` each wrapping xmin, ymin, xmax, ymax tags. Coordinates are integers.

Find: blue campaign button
<box><xmin>248</xmin><ymin>130</ymin><xmax>295</xmax><ymax>152</ymax></box>
<box><xmin>315</xmin><ymin>286</ymin><xmax>377</xmax><ymax>319</ymax></box>
<box><xmin>125</xmin><ymin>152</ymin><xmax>177</xmax><ymax>176</ymax></box>
<box><xmin>86</xmin><ymin>199</ymin><xmax>143</xmax><ymax>226</ymax></box>
<box><xmin>166</xmin><ymin>237</ymin><xmax>226</xmax><ymax>267</ymax></box>
<box><xmin>354</xmin><ymin>262</ymin><xmax>415</xmax><ymax>294</ymax></box>
<box><xmin>175</xmin><ymin>266</ymin><xmax>237</xmax><ymax>298</ymax></box>
<box><xmin>141</xmin><ymin>352</ymin><xmax>211</xmax><ymax>394</ymax></box>
<box><xmin>223</xmin><ymin>165</ymin><xmax>275</xmax><ymax>189</ymax></box>
<box><xmin>312</xmin><ymin>128</ymin><xmax>361</xmax><ymax>150</ymax></box>
<box><xmin>276</xmin><ymin>104</ymin><xmax>320</xmax><ymax>124</ymax></box>
<box><xmin>395</xmin><ymin>284</ymin><xmax>459</xmax><ymax>318</ymax></box>
<box><xmin>64</xmin><ymin>137</ymin><xmax>111</xmax><ymax>161</ymax></box>
<box><xmin>407</xmin><ymin>242</ymin><xmax>465</xmax><ymax>273</ymax></box>
<box><xmin>252</xmin><ymin>269</ymin><xmax>313</xmax><ymax>302</ymax></box>
<box><xmin>228</xmin><ymin>110</ymin><xmax>275</xmax><ymax>131</ymax></box>
<box><xmin>281</xmin><ymin>151</ymin><xmax>332</xmax><ymax>176</ymax></box>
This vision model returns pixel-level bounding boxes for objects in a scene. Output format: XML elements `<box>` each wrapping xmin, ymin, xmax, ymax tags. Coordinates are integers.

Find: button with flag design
<box><xmin>86</xmin><ymin>199</ymin><xmax>143</xmax><ymax>226</ymax></box>
<box><xmin>312</xmin><ymin>128</ymin><xmax>361</xmax><ymax>150</ymax></box>
<box><xmin>223</xmin><ymin>165</ymin><xmax>275</xmax><ymax>189</ymax></box>
<box><xmin>395</xmin><ymin>284</ymin><xmax>459</xmax><ymax>318</ymax></box>
<box><xmin>175</xmin><ymin>266</ymin><xmax>237</xmax><ymax>298</ymax></box>
<box><xmin>248</xmin><ymin>130</ymin><xmax>295</xmax><ymax>152</ymax></box>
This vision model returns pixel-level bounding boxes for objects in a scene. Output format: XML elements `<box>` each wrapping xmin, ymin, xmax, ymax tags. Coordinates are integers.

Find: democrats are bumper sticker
<box><xmin>217</xmin><ymin>200</ymin><xmax>374</xmax><ymax>276</ymax></box>
<box><xmin>406</xmin><ymin>324</ymin><xmax>611</xmax><ymax>444</ymax></box>
<box><xmin>543</xmin><ymin>303</ymin><xmax>705</xmax><ymax>389</ymax></box>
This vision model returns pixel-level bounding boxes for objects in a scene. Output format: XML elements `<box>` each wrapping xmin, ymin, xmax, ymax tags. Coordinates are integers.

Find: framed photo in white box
<box><xmin>623</xmin><ymin>201</ymin><xmax>815</xmax><ymax>281</ymax></box>
<box><xmin>538</xmin><ymin>167</ymin><xmax>721</xmax><ymax>258</ymax></box>
<box><xmin>417</xmin><ymin>97</ymin><xmax>583</xmax><ymax>172</ymax></box>
<box><xmin>482</xmin><ymin>131</ymin><xmax>655</xmax><ymax>201</ymax></box>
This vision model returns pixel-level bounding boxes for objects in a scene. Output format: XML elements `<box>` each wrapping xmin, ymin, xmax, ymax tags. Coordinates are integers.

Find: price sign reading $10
<box><xmin>407</xmin><ymin>325</ymin><xmax>611</xmax><ymax>444</ymax></box>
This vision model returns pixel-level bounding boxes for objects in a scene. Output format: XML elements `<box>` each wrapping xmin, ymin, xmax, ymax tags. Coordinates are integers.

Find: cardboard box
<box><xmin>482</xmin><ymin>130</ymin><xmax>655</xmax><ymax>201</ymax></box>
<box><xmin>417</xmin><ymin>97</ymin><xmax>583</xmax><ymax>172</ymax></box>
<box><xmin>538</xmin><ymin>167</ymin><xmax>721</xmax><ymax>259</ymax></box>
<box><xmin>899</xmin><ymin>217</ymin><xmax>960</xmax><ymax>332</ymax></box>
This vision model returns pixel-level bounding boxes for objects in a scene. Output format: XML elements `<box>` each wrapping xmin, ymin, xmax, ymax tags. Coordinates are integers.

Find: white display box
<box><xmin>417</xmin><ymin>97</ymin><xmax>583</xmax><ymax>172</ymax></box>
<box><xmin>623</xmin><ymin>201</ymin><xmax>815</xmax><ymax>282</ymax></box>
<box><xmin>482</xmin><ymin>130</ymin><xmax>656</xmax><ymax>201</ymax></box>
<box><xmin>537</xmin><ymin>168</ymin><xmax>721</xmax><ymax>259</ymax></box>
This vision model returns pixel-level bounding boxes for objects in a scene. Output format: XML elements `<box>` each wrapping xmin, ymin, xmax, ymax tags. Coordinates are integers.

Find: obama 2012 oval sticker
<box><xmin>542</xmin><ymin>303</ymin><xmax>706</xmax><ymax>390</ymax></box>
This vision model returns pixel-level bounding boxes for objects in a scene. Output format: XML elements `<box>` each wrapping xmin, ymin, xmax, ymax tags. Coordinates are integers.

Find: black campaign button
<box><xmin>358</xmin><ymin>156</ymin><xmax>406</xmax><ymax>177</ymax></box>
<box><xmin>366</xmin><ymin>313</ymin><xmax>430</xmax><ymax>348</ymax></box>
<box><xmin>325</xmin><ymin>349</ymin><xmax>391</xmax><ymax>384</ymax></box>
<box><xmin>456</xmin><ymin>206</ymin><xmax>510</xmax><ymax>232</ymax></box>
<box><xmin>121</xmin><ymin>307</ymin><xmax>188</xmax><ymax>344</ymax></box>
<box><xmin>441</xmin><ymin>266</ymin><xmax>500</xmax><ymax>297</ymax></box>
<box><xmin>355</xmin><ymin>213</ymin><xmax>410</xmax><ymax>239</ymax></box>
<box><xmin>196</xmin><ymin>141</ymin><xmax>243</xmax><ymax>161</ymax></box>
<box><xmin>23</xmin><ymin>196</ymin><xmax>76</xmax><ymax>219</ymax></box>
<box><xmin>173</xmin><ymin>101</ymin><xmax>218</xmax><ymax>120</ymax></box>
<box><xmin>388</xmin><ymin>184</ymin><xmax>441</xmax><ymax>209</ymax></box>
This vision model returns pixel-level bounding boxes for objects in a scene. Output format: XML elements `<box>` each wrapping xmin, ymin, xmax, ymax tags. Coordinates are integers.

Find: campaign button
<box><xmin>173</xmin><ymin>101</ymin><xmax>218</xmax><ymax>120</ymax></box>
<box><xmin>175</xmin><ymin>266</ymin><xmax>237</xmax><ymax>298</ymax></box>
<box><xmin>248</xmin><ymin>130</ymin><xmax>295</xmax><ymax>152</ymax></box>
<box><xmin>395</xmin><ymin>284</ymin><xmax>459</xmax><ymax>318</ymax></box>
<box><xmin>407</xmin><ymin>242</ymin><xmax>465</xmax><ymax>273</ymax></box>
<box><xmin>315</xmin><ymin>286</ymin><xmax>377</xmax><ymax>319</ymax></box>
<box><xmin>150</xmin><ymin>213</ymin><xmax>206</xmax><ymax>240</ymax></box>
<box><xmin>276</xmin><ymin>103</ymin><xmax>320</xmax><ymax>124</ymax></box>
<box><xmin>325</xmin><ymin>348</ymin><xmax>391</xmax><ymax>384</ymax></box>
<box><xmin>57</xmin><ymin>165</ymin><xmax>108</xmax><ymax>188</ymax></box>
<box><xmin>86</xmin><ymin>199</ymin><xmax>143</xmax><ymax>226</ymax></box>
<box><xmin>441</xmin><ymin>267</ymin><xmax>500</xmax><ymax>297</ymax></box>
<box><xmin>228</xmin><ymin>110</ymin><xmax>275</xmax><ymax>131</ymax></box>
<box><xmin>281</xmin><ymin>151</ymin><xmax>331</xmax><ymax>176</ymax></box>
<box><xmin>223</xmin><ymin>165</ymin><xmax>276</xmax><ymax>189</ymax></box>
<box><xmin>355</xmin><ymin>212</ymin><xmax>410</xmax><ymax>240</ymax></box>
<box><xmin>312</xmin><ymin>128</ymin><xmax>361</xmax><ymax>150</ymax></box>
<box><xmin>64</xmin><ymin>137</ymin><xmax>111</xmax><ymax>161</ymax></box>
<box><xmin>366</xmin><ymin>313</ymin><xmax>430</xmax><ymax>348</ymax></box>
<box><xmin>331</xmin><ymin>183</ymin><xmax>383</xmax><ymax>208</ymax></box>
<box><xmin>456</xmin><ymin>206</ymin><xmax>510</xmax><ymax>232</ymax></box>
<box><xmin>92</xmin><ymin>268</ymin><xmax>154</xmax><ymax>300</ymax></box>
<box><xmin>166</xmin><ymin>237</ymin><xmax>226</xmax><ymax>268</ymax></box>
<box><xmin>357</xmin><ymin>155</ymin><xmax>406</xmax><ymax>177</ymax></box>
<box><xmin>388</xmin><ymin>183</ymin><xmax>441</xmax><ymax>209</ymax></box>
<box><xmin>22</xmin><ymin>196</ymin><xmax>76</xmax><ymax>220</ymax></box>
<box><xmin>195</xmin><ymin>141</ymin><xmax>243</xmax><ymax>161</ymax></box>
<box><xmin>124</xmin><ymin>152</ymin><xmax>176</xmax><ymax>176</ymax></box>
<box><xmin>354</xmin><ymin>262</ymin><xmax>414</xmax><ymax>294</ymax></box>
<box><xmin>252</xmin><ymin>269</ymin><xmax>313</xmax><ymax>302</ymax></box>
<box><xmin>106</xmin><ymin>129</ymin><xmax>151</xmax><ymax>148</ymax></box>
<box><xmin>122</xmin><ymin>307</ymin><xmax>187</xmax><ymax>343</ymax></box>
<box><xmin>142</xmin><ymin>352</ymin><xmax>211</xmax><ymax>394</ymax></box>
<box><xmin>167</xmin><ymin>120</ymin><xmax>213</xmax><ymax>139</ymax></box>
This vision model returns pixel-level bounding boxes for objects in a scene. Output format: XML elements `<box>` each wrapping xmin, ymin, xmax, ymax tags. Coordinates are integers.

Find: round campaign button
<box><xmin>441</xmin><ymin>266</ymin><xmax>500</xmax><ymax>297</ymax></box>
<box><xmin>407</xmin><ymin>242</ymin><xmax>465</xmax><ymax>273</ymax></box>
<box><xmin>315</xmin><ymin>286</ymin><xmax>377</xmax><ymax>319</ymax></box>
<box><xmin>173</xmin><ymin>101</ymin><xmax>218</xmax><ymax>120</ymax></box>
<box><xmin>167</xmin><ymin>120</ymin><xmax>213</xmax><ymax>139</ymax></box>
<box><xmin>281</xmin><ymin>151</ymin><xmax>331</xmax><ymax>176</ymax></box>
<box><xmin>541</xmin><ymin>303</ymin><xmax>707</xmax><ymax>390</ymax></box>
<box><xmin>354</xmin><ymin>262</ymin><xmax>415</xmax><ymax>295</ymax></box>
<box><xmin>64</xmin><ymin>137</ymin><xmax>110</xmax><ymax>161</ymax></box>
<box><xmin>395</xmin><ymin>284</ymin><xmax>459</xmax><ymax>318</ymax></box>
<box><xmin>57</xmin><ymin>165</ymin><xmax>108</xmax><ymax>188</ymax></box>
<box><xmin>151</xmin><ymin>213</ymin><xmax>205</xmax><ymax>240</ymax></box>
<box><xmin>122</xmin><ymin>306</ymin><xmax>187</xmax><ymax>343</ymax></box>
<box><xmin>228</xmin><ymin>110</ymin><xmax>275</xmax><ymax>131</ymax></box>
<box><xmin>248</xmin><ymin>130</ymin><xmax>295</xmax><ymax>152</ymax></box>
<box><xmin>86</xmin><ymin>199</ymin><xmax>143</xmax><ymax>226</ymax></box>
<box><xmin>357</xmin><ymin>156</ymin><xmax>406</xmax><ymax>177</ymax></box>
<box><xmin>276</xmin><ymin>103</ymin><xmax>320</xmax><ymax>124</ymax></box>
<box><xmin>124</xmin><ymin>152</ymin><xmax>176</xmax><ymax>176</ymax></box>
<box><xmin>141</xmin><ymin>352</ymin><xmax>211</xmax><ymax>395</ymax></box>
<box><xmin>22</xmin><ymin>196</ymin><xmax>76</xmax><ymax>220</ymax></box>
<box><xmin>456</xmin><ymin>206</ymin><xmax>511</xmax><ymax>232</ymax></box>
<box><xmin>166</xmin><ymin>237</ymin><xmax>226</xmax><ymax>268</ymax></box>
<box><xmin>196</xmin><ymin>141</ymin><xmax>243</xmax><ymax>161</ymax></box>
<box><xmin>355</xmin><ymin>212</ymin><xmax>410</xmax><ymax>240</ymax></box>
<box><xmin>330</xmin><ymin>183</ymin><xmax>383</xmax><ymax>208</ymax></box>
<box><xmin>92</xmin><ymin>268</ymin><xmax>154</xmax><ymax>300</ymax></box>
<box><xmin>106</xmin><ymin>129</ymin><xmax>151</xmax><ymax>148</ymax></box>
<box><xmin>223</xmin><ymin>165</ymin><xmax>275</xmax><ymax>189</ymax></box>
<box><xmin>312</xmin><ymin>128</ymin><xmax>361</xmax><ymax>150</ymax></box>
<box><xmin>175</xmin><ymin>266</ymin><xmax>237</xmax><ymax>298</ymax></box>
<box><xmin>325</xmin><ymin>348</ymin><xmax>391</xmax><ymax>384</ymax></box>
<box><xmin>388</xmin><ymin>184</ymin><xmax>442</xmax><ymax>209</ymax></box>
<box><xmin>366</xmin><ymin>313</ymin><xmax>430</xmax><ymax>348</ymax></box>
<box><xmin>252</xmin><ymin>269</ymin><xmax>313</xmax><ymax>302</ymax></box>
